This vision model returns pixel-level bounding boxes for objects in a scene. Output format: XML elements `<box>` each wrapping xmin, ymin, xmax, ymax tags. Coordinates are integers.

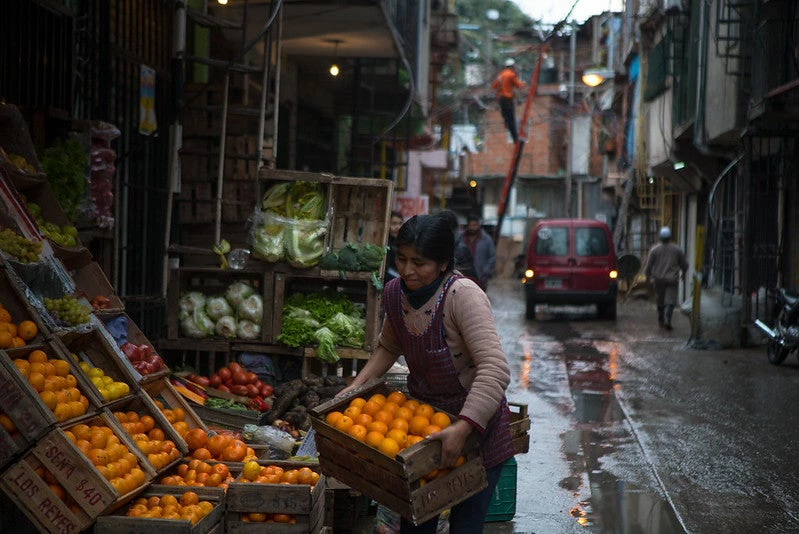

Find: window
<box><xmin>644</xmin><ymin>32</ymin><xmax>671</xmax><ymax>101</ymax></box>
<box><xmin>536</xmin><ymin>227</ymin><xmax>569</xmax><ymax>256</ymax></box>
<box><xmin>575</xmin><ymin>228</ymin><xmax>609</xmax><ymax>256</ymax></box>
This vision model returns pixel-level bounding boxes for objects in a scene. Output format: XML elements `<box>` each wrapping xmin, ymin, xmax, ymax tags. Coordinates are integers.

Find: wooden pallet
<box><xmin>508</xmin><ymin>402</ymin><xmax>530</xmax><ymax>455</ymax></box>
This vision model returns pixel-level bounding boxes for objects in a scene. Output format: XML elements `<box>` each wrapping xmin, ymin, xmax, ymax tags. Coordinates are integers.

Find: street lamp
<box><xmin>581</xmin><ymin>68</ymin><xmax>614</xmax><ymax>88</ymax></box>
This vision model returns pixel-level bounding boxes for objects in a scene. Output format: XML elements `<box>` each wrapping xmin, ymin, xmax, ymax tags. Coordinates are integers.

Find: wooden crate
<box><xmin>108</xmin><ymin>391</ymin><xmax>190</xmax><ymax>468</ymax></box>
<box><xmin>31</xmin><ymin>411</ymin><xmax>155</xmax><ymax>520</ymax></box>
<box><xmin>0</xmin><ymin>416</ymin><xmax>27</xmax><ymax>472</ymax></box>
<box><xmin>70</xmin><ymin>261</ymin><xmax>124</xmax><ymax>314</ymax></box>
<box><xmin>52</xmin><ymin>326</ymin><xmax>141</xmax><ymax>406</ymax></box>
<box><xmin>508</xmin><ymin>402</ymin><xmax>530</xmax><ymax>455</ymax></box>
<box><xmin>309</xmin><ymin>379</ymin><xmax>487</xmax><ymax>526</ymax></box>
<box><xmin>190</xmin><ymin>403</ymin><xmax>263</xmax><ymax>432</ymax></box>
<box><xmin>166</xmin><ymin>266</ymin><xmax>273</xmax><ymax>343</ymax></box>
<box><xmin>272</xmin><ymin>273</ymin><xmax>380</xmax><ymax>358</ymax></box>
<box><xmin>93</xmin><ymin>486</ymin><xmax>225</xmax><ymax>534</ymax></box>
<box><xmin>142</xmin><ymin>377</ymin><xmax>209</xmax><ymax>434</ymax></box>
<box><xmin>0</xmin><ymin>264</ymin><xmax>49</xmax><ymax>342</ymax></box>
<box><xmin>1</xmin><ymin>342</ymin><xmax>100</xmax><ymax>431</ymax></box>
<box><xmin>258</xmin><ymin>169</ymin><xmax>393</xmax><ymax>254</ymax></box>
<box><xmin>97</xmin><ymin>311</ymin><xmax>170</xmax><ymax>384</ymax></box>
<box><xmin>0</xmin><ymin>454</ymin><xmax>94</xmax><ymax>533</ymax></box>
<box><xmin>225</xmin><ymin>462</ymin><xmax>325</xmax><ymax>534</ymax></box>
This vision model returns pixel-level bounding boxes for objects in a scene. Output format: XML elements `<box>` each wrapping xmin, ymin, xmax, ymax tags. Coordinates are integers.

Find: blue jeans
<box><xmin>399</xmin><ymin>461</ymin><xmax>506</xmax><ymax>534</ymax></box>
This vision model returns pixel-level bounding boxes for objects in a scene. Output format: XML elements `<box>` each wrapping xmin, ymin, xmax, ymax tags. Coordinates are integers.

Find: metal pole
<box><xmin>214</xmin><ymin>73</ymin><xmax>231</xmax><ymax>244</ymax></box>
<box><xmin>566</xmin><ymin>22</ymin><xmax>576</xmax><ymax>217</ymax></box>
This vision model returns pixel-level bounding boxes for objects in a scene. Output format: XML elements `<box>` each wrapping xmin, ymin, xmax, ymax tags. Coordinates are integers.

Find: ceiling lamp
<box><xmin>217</xmin><ymin>0</ymin><xmax>228</xmax><ymax>4</ymax></box>
<box><xmin>325</xmin><ymin>39</ymin><xmax>343</xmax><ymax>77</ymax></box>
<box><xmin>581</xmin><ymin>68</ymin><xmax>615</xmax><ymax>88</ymax></box>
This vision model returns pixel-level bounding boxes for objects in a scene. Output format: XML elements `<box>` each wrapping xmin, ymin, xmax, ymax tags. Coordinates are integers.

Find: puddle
<box><xmin>565</xmin><ymin>345</ymin><xmax>686</xmax><ymax>533</ymax></box>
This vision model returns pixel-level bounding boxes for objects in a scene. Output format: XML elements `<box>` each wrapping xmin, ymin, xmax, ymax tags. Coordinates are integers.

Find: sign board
<box><xmin>394</xmin><ymin>194</ymin><xmax>429</xmax><ymax>219</ymax></box>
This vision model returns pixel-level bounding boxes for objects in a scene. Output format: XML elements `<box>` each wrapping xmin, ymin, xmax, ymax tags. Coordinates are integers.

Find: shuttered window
<box><xmin>644</xmin><ymin>32</ymin><xmax>671</xmax><ymax>101</ymax></box>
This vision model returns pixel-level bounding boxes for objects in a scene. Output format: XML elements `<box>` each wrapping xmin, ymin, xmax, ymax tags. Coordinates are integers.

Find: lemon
<box><xmin>91</xmin><ymin>377</ymin><xmax>104</xmax><ymax>387</ymax></box>
<box><xmin>98</xmin><ymin>387</ymin><xmax>111</xmax><ymax>402</ymax></box>
<box><xmin>88</xmin><ymin>368</ymin><xmax>104</xmax><ymax>378</ymax></box>
<box><xmin>101</xmin><ymin>375</ymin><xmax>114</xmax><ymax>385</ymax></box>
<box><xmin>79</xmin><ymin>361</ymin><xmax>91</xmax><ymax>372</ymax></box>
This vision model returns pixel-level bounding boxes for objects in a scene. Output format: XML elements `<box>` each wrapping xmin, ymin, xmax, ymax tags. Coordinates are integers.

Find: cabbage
<box><xmin>236</xmin><ymin>319</ymin><xmax>261</xmax><ymax>340</ymax></box>
<box><xmin>206</xmin><ymin>295</ymin><xmax>233</xmax><ymax>321</ymax></box>
<box><xmin>180</xmin><ymin>315</ymin><xmax>206</xmax><ymax>338</ymax></box>
<box><xmin>324</xmin><ymin>312</ymin><xmax>365</xmax><ymax>347</ymax></box>
<box><xmin>252</xmin><ymin>223</ymin><xmax>284</xmax><ymax>262</ymax></box>
<box><xmin>314</xmin><ymin>326</ymin><xmax>340</xmax><ymax>363</ymax></box>
<box><xmin>238</xmin><ymin>294</ymin><xmax>263</xmax><ymax>322</ymax></box>
<box><xmin>225</xmin><ymin>282</ymin><xmax>254</xmax><ymax>308</ymax></box>
<box><xmin>193</xmin><ymin>308</ymin><xmax>215</xmax><ymax>337</ymax></box>
<box><xmin>215</xmin><ymin>315</ymin><xmax>237</xmax><ymax>338</ymax></box>
<box><xmin>179</xmin><ymin>291</ymin><xmax>207</xmax><ymax>320</ymax></box>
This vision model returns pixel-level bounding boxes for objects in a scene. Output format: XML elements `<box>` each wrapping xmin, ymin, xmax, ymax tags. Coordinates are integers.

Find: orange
<box><xmin>0</xmin><ymin>414</ymin><xmax>16</xmax><ymax>433</ymax></box>
<box><xmin>333</xmin><ymin>415</ymin><xmax>354</xmax><ymax>433</ymax></box>
<box><xmin>220</xmin><ymin>440</ymin><xmax>247</xmax><ymax>462</ymax></box>
<box><xmin>17</xmin><ymin>321</ymin><xmax>37</xmax><ymax>340</ymax></box>
<box><xmin>51</xmin><ymin>360</ymin><xmax>70</xmax><ymax>377</ymax></box>
<box><xmin>280</xmin><ymin>470</ymin><xmax>298</xmax><ymax>484</ymax></box>
<box><xmin>148</xmin><ymin>428</ymin><xmax>165</xmax><ymax>441</ymax></box>
<box><xmin>377</xmin><ymin>437</ymin><xmax>400</xmax><ymax>458</ymax></box>
<box><xmin>184</xmin><ymin>428</ymin><xmax>207</xmax><ymax>451</ymax></box>
<box><xmin>423</xmin><ymin>425</ymin><xmax>442</xmax><ymax>436</ymax></box>
<box><xmin>88</xmin><ymin>449</ymin><xmax>109</xmax><ymax>466</ymax></box>
<box><xmin>28</xmin><ymin>350</ymin><xmax>48</xmax><ymax>363</ymax></box>
<box><xmin>272</xmin><ymin>513</ymin><xmax>292</xmax><ymax>523</ymax></box>
<box><xmin>373</xmin><ymin>410</ymin><xmax>393</xmax><ymax>426</ymax></box>
<box><xmin>11</xmin><ymin>336</ymin><xmax>24</xmax><ymax>347</ymax></box>
<box><xmin>180</xmin><ymin>491</ymin><xmax>199</xmax><ymax>507</ymax></box>
<box><xmin>402</xmin><ymin>399</ymin><xmax>420</xmax><ymax>412</ymax></box>
<box><xmin>386</xmin><ymin>429</ymin><xmax>408</xmax><ymax>449</ymax></box>
<box><xmin>354</xmin><ymin>413</ymin><xmax>373</xmax><ymax>427</ymax></box>
<box><xmin>139</xmin><ymin>416</ymin><xmax>155</xmax><ymax>433</ymax></box>
<box><xmin>389</xmin><ymin>418</ymin><xmax>409</xmax><ymax>433</ymax></box>
<box><xmin>408</xmin><ymin>416</ymin><xmax>430</xmax><ymax>436</ymax></box>
<box><xmin>365</xmin><ymin>431</ymin><xmax>385</xmax><ymax>448</ymax></box>
<box><xmin>406</xmin><ymin>435</ymin><xmax>424</xmax><ymax>446</ymax></box>
<box><xmin>325</xmin><ymin>411</ymin><xmax>344</xmax><ymax>426</ymax></box>
<box><xmin>386</xmin><ymin>391</ymin><xmax>407</xmax><ymax>406</ymax></box>
<box><xmin>297</xmin><ymin>467</ymin><xmax>315</xmax><ymax>485</ymax></box>
<box><xmin>347</xmin><ymin>424</ymin><xmax>368</xmax><ymax>442</ymax></box>
<box><xmin>192</xmin><ymin>448</ymin><xmax>212</xmax><ymax>461</ymax></box>
<box><xmin>381</xmin><ymin>402</ymin><xmax>399</xmax><ymax>416</ymax></box>
<box><xmin>348</xmin><ymin>397</ymin><xmax>367</xmax><ymax>409</ymax></box>
<box><xmin>172</xmin><ymin>408</ymin><xmax>185</xmax><ymax>422</ymax></box>
<box><xmin>89</xmin><ymin>429</ymin><xmax>108</xmax><ymax>449</ymax></box>
<box><xmin>369</xmin><ymin>393</ymin><xmax>387</xmax><ymax>406</ymax></box>
<box><xmin>206</xmin><ymin>434</ymin><xmax>230</xmax><ymax>457</ymax></box>
<box><xmin>211</xmin><ymin>463</ymin><xmax>229</xmax><ymax>479</ymax></box>
<box><xmin>242</xmin><ymin>461</ymin><xmax>261</xmax><ymax>481</ymax></box>
<box><xmin>415</xmin><ymin>404</ymin><xmax>435</xmax><ymax>420</ymax></box>
<box><xmin>366</xmin><ymin>421</ymin><xmax>388</xmax><ymax>435</ymax></box>
<box><xmin>0</xmin><ymin>331</ymin><xmax>13</xmax><ymax>349</ymax></box>
<box><xmin>394</xmin><ymin>406</ymin><xmax>414</xmax><ymax>421</ymax></box>
<box><xmin>343</xmin><ymin>405</ymin><xmax>361</xmax><ymax>419</ymax></box>
<box><xmin>454</xmin><ymin>455</ymin><xmax>466</xmax><ymax>467</ymax></box>
<box><xmin>38</xmin><ymin>390</ymin><xmax>57</xmax><ymax>410</ymax></box>
<box><xmin>360</xmin><ymin>400</ymin><xmax>383</xmax><ymax>417</ymax></box>
<box><xmin>160</xmin><ymin>494</ymin><xmax>179</xmax><ymax>509</ymax></box>
<box><xmin>0</xmin><ymin>308</ymin><xmax>10</xmax><ymax>322</ymax></box>
<box><xmin>72</xmin><ymin>424</ymin><xmax>91</xmax><ymax>441</ymax></box>
<box><xmin>431</xmin><ymin>412</ymin><xmax>451</xmax><ymax>429</ymax></box>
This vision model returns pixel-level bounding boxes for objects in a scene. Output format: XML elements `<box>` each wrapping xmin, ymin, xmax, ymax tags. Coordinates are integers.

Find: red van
<box><xmin>521</xmin><ymin>219</ymin><xmax>619</xmax><ymax>319</ymax></box>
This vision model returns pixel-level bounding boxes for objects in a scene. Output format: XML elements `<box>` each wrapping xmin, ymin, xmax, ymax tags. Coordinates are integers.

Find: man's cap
<box><xmin>504</xmin><ymin>58</ymin><xmax>516</xmax><ymax>67</ymax></box>
<box><xmin>659</xmin><ymin>226</ymin><xmax>671</xmax><ymax>239</ymax></box>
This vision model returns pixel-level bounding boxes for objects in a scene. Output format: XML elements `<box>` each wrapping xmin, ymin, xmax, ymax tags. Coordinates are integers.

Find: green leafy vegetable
<box><xmin>41</xmin><ymin>137</ymin><xmax>88</xmax><ymax>222</ymax></box>
<box><xmin>314</xmin><ymin>327</ymin><xmax>340</xmax><ymax>363</ymax></box>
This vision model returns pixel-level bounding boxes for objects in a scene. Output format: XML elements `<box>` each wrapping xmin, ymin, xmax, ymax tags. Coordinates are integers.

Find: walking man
<box><xmin>461</xmin><ymin>214</ymin><xmax>496</xmax><ymax>291</ymax></box>
<box><xmin>492</xmin><ymin>58</ymin><xmax>525</xmax><ymax>143</ymax></box>
<box><xmin>643</xmin><ymin>226</ymin><xmax>688</xmax><ymax>330</ymax></box>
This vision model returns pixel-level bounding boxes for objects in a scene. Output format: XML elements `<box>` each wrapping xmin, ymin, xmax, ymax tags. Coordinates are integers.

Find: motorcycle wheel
<box><xmin>767</xmin><ymin>339</ymin><xmax>790</xmax><ymax>365</ymax></box>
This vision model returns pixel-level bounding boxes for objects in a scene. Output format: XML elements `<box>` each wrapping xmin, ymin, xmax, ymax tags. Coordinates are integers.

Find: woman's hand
<box><xmin>429</xmin><ymin>419</ymin><xmax>473</xmax><ymax>468</ymax></box>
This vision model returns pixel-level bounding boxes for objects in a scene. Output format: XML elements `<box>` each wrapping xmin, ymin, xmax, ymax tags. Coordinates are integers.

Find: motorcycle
<box><xmin>754</xmin><ymin>288</ymin><xmax>799</xmax><ymax>365</ymax></box>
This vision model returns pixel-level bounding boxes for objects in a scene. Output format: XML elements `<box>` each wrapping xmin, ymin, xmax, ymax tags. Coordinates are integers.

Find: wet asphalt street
<box><xmin>486</xmin><ymin>278</ymin><xmax>799</xmax><ymax>534</ymax></box>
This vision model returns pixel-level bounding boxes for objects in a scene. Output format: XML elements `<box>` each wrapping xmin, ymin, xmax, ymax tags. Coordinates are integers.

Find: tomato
<box><xmin>217</xmin><ymin>368</ymin><xmax>231</xmax><ymax>382</ymax></box>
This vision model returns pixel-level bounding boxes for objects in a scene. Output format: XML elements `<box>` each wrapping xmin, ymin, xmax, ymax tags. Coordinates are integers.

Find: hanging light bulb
<box><xmin>217</xmin><ymin>0</ymin><xmax>228</xmax><ymax>5</ymax></box>
<box><xmin>326</xmin><ymin>39</ymin><xmax>343</xmax><ymax>77</ymax></box>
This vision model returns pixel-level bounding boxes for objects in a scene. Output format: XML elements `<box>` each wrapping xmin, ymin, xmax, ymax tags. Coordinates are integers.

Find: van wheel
<box><xmin>525</xmin><ymin>300</ymin><xmax>536</xmax><ymax>320</ymax></box>
<box><xmin>598</xmin><ymin>302</ymin><xmax>616</xmax><ymax>320</ymax></box>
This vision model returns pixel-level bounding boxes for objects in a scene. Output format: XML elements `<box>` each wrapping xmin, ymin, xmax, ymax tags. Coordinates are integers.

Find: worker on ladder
<box><xmin>492</xmin><ymin>58</ymin><xmax>525</xmax><ymax>144</ymax></box>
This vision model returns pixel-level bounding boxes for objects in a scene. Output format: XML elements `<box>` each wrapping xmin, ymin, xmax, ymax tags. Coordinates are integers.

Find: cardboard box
<box><xmin>309</xmin><ymin>379</ymin><xmax>487</xmax><ymax>526</ymax></box>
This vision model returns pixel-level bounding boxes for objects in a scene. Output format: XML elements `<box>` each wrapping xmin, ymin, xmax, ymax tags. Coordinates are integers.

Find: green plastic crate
<box><xmin>485</xmin><ymin>456</ymin><xmax>517</xmax><ymax>522</ymax></box>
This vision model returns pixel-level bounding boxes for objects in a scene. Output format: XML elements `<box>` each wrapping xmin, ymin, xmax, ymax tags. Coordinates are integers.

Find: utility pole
<box><xmin>565</xmin><ymin>22</ymin><xmax>576</xmax><ymax>217</ymax></box>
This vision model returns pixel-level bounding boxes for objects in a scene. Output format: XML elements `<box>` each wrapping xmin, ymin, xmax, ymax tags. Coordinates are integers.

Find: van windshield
<box><xmin>535</xmin><ymin>227</ymin><xmax>569</xmax><ymax>256</ymax></box>
<box><xmin>575</xmin><ymin>227</ymin><xmax>609</xmax><ymax>256</ymax></box>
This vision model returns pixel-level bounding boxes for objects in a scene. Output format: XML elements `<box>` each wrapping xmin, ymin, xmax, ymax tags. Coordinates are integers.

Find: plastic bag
<box><xmin>242</xmin><ymin>424</ymin><xmax>295</xmax><ymax>459</ymax></box>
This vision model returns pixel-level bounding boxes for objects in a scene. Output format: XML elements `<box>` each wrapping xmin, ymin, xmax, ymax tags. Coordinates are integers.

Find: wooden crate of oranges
<box><xmin>309</xmin><ymin>379</ymin><xmax>487</xmax><ymax>526</ymax></box>
<box><xmin>0</xmin><ymin>265</ymin><xmax>48</xmax><ymax>346</ymax></box>
<box><xmin>93</xmin><ymin>486</ymin><xmax>225</xmax><ymax>533</ymax></box>
<box><xmin>225</xmin><ymin>459</ymin><xmax>325</xmax><ymax>533</ymax></box>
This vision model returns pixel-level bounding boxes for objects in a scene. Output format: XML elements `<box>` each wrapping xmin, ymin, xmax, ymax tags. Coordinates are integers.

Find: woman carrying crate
<box><xmin>341</xmin><ymin>214</ymin><xmax>514</xmax><ymax>533</ymax></box>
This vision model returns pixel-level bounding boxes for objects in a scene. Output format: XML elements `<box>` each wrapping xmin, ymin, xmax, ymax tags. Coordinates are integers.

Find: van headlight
<box><xmin>609</xmin><ymin>270</ymin><xmax>618</xmax><ymax>279</ymax></box>
<box><xmin>524</xmin><ymin>269</ymin><xmax>534</xmax><ymax>278</ymax></box>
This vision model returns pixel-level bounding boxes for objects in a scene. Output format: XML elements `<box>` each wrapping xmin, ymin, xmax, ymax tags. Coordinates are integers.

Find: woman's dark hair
<box><xmin>437</xmin><ymin>209</ymin><xmax>459</xmax><ymax>233</ymax></box>
<box><xmin>395</xmin><ymin>215</ymin><xmax>455</xmax><ymax>272</ymax></box>
<box><xmin>390</xmin><ymin>210</ymin><xmax>404</xmax><ymax>220</ymax></box>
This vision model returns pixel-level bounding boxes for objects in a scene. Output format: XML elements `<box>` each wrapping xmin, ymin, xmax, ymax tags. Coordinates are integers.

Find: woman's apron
<box><xmin>384</xmin><ymin>275</ymin><xmax>514</xmax><ymax>468</ymax></box>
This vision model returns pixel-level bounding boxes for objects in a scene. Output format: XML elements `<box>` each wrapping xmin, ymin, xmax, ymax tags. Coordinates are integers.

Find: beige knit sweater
<box><xmin>378</xmin><ymin>275</ymin><xmax>510</xmax><ymax>431</ymax></box>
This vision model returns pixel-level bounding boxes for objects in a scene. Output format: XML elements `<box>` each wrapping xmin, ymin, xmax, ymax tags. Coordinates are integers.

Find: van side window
<box><xmin>575</xmin><ymin>228</ymin><xmax>609</xmax><ymax>256</ymax></box>
<box><xmin>536</xmin><ymin>227</ymin><xmax>569</xmax><ymax>256</ymax></box>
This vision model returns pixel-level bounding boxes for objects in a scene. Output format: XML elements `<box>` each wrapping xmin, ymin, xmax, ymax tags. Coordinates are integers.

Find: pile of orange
<box><xmin>159</xmin><ymin>460</ymin><xmax>235</xmax><ymax>489</ymax></box>
<box><xmin>0</xmin><ymin>303</ymin><xmax>38</xmax><ymax>348</ymax></box>
<box><xmin>65</xmin><ymin>422</ymin><xmax>147</xmax><ymax>496</ymax></box>
<box><xmin>153</xmin><ymin>401</ymin><xmax>191</xmax><ymax>439</ymax></box>
<box><xmin>113</xmin><ymin>410</ymin><xmax>181</xmax><ymax>470</ymax></box>
<box><xmin>238</xmin><ymin>460</ymin><xmax>320</xmax><ymax>488</ymax></box>
<box><xmin>125</xmin><ymin>491</ymin><xmax>214</xmax><ymax>524</ymax></box>
<box><xmin>13</xmin><ymin>349</ymin><xmax>91</xmax><ymax>422</ymax></box>
<box><xmin>325</xmin><ymin>390</ymin><xmax>452</xmax><ymax>460</ymax></box>
<box><xmin>0</xmin><ymin>410</ymin><xmax>18</xmax><ymax>438</ymax></box>
<box><xmin>240</xmin><ymin>512</ymin><xmax>296</xmax><ymax>524</ymax></box>
<box><xmin>33</xmin><ymin>465</ymin><xmax>83</xmax><ymax>517</ymax></box>
<box><xmin>183</xmin><ymin>428</ymin><xmax>258</xmax><ymax>463</ymax></box>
